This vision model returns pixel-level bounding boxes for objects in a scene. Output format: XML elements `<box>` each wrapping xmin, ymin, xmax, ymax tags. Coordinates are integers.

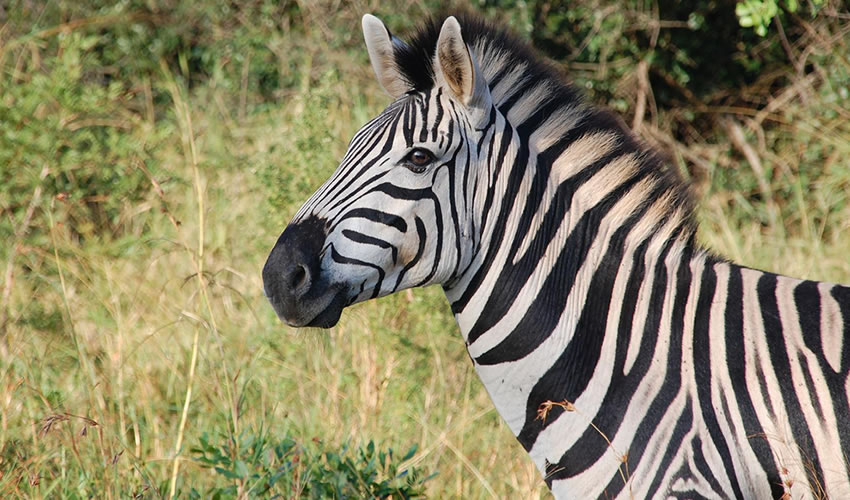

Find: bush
<box><xmin>191</xmin><ymin>429</ymin><xmax>431</xmax><ymax>499</ymax></box>
<box><xmin>482</xmin><ymin>0</ymin><xmax>798</xmax><ymax>108</ymax></box>
<box><xmin>0</xmin><ymin>28</ymin><xmax>167</xmax><ymax>243</ymax></box>
<box><xmin>0</xmin><ymin>0</ymin><xmax>307</xmax><ymax>248</ymax></box>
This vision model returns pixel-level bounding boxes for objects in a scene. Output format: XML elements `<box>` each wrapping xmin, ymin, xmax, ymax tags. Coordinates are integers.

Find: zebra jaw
<box><xmin>262</xmin><ymin>216</ymin><xmax>347</xmax><ymax>328</ymax></box>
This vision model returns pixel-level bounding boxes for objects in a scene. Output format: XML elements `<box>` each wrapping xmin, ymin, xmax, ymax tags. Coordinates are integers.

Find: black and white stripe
<box><xmin>263</xmin><ymin>13</ymin><xmax>850</xmax><ymax>498</ymax></box>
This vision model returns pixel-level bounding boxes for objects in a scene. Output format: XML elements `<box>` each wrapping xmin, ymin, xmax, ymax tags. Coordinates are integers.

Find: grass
<box><xmin>0</xmin><ymin>5</ymin><xmax>545</xmax><ymax>495</ymax></box>
<box><xmin>1</xmin><ymin>1</ymin><xmax>849</xmax><ymax>498</ymax></box>
<box><xmin>2</xmin><ymin>80</ymin><xmax>541</xmax><ymax>496</ymax></box>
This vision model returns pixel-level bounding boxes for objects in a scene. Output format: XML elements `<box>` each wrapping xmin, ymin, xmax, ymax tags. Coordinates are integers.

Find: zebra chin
<box><xmin>266</xmin><ymin>287</ymin><xmax>347</xmax><ymax>328</ymax></box>
<box><xmin>262</xmin><ymin>216</ymin><xmax>348</xmax><ymax>329</ymax></box>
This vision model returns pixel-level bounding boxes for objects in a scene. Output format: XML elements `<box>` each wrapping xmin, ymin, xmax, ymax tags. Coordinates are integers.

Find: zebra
<box><xmin>262</xmin><ymin>13</ymin><xmax>850</xmax><ymax>499</ymax></box>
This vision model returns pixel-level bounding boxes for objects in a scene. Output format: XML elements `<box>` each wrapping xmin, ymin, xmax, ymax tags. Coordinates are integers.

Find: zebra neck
<box><xmin>442</xmin><ymin>142</ymin><xmax>705</xmax><ymax>429</ymax></box>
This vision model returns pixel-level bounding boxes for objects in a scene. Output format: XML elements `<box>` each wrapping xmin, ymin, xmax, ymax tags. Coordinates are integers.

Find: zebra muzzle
<box><xmin>262</xmin><ymin>216</ymin><xmax>346</xmax><ymax>328</ymax></box>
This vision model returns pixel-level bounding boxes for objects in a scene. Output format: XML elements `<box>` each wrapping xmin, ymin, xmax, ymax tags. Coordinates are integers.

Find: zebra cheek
<box><xmin>396</xmin><ymin>239</ymin><xmax>419</xmax><ymax>269</ymax></box>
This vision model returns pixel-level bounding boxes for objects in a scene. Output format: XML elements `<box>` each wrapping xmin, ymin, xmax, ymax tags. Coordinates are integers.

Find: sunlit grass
<box><xmin>0</xmin><ymin>22</ymin><xmax>544</xmax><ymax>498</ymax></box>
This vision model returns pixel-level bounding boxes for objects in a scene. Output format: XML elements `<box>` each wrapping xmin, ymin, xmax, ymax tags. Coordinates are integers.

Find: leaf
<box><xmin>233</xmin><ymin>460</ymin><xmax>250</xmax><ymax>479</ymax></box>
<box><xmin>401</xmin><ymin>444</ymin><xmax>418</xmax><ymax>462</ymax></box>
<box><xmin>214</xmin><ymin>466</ymin><xmax>240</xmax><ymax>479</ymax></box>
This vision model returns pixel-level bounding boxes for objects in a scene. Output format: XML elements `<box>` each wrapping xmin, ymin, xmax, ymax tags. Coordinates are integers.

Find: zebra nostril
<box><xmin>291</xmin><ymin>263</ymin><xmax>310</xmax><ymax>293</ymax></box>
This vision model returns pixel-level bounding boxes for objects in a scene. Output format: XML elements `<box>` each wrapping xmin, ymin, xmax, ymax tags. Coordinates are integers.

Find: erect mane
<box><xmin>392</xmin><ymin>14</ymin><xmax>576</xmax><ymax>106</ymax></box>
<box><xmin>391</xmin><ymin>14</ymin><xmax>700</xmax><ymax>245</ymax></box>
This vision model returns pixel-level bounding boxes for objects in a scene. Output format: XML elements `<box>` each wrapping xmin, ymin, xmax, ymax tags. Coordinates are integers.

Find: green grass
<box><xmin>1</xmin><ymin>1</ymin><xmax>849</xmax><ymax>498</ymax></box>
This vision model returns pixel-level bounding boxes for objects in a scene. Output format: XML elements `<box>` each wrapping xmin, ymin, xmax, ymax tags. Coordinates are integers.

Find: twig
<box><xmin>631</xmin><ymin>60</ymin><xmax>650</xmax><ymax>132</ymax></box>
<box><xmin>772</xmin><ymin>16</ymin><xmax>800</xmax><ymax>74</ymax></box>
<box><xmin>1</xmin><ymin>12</ymin><xmax>160</xmax><ymax>62</ymax></box>
<box><xmin>536</xmin><ymin>399</ymin><xmax>633</xmax><ymax>497</ymax></box>
<box><xmin>239</xmin><ymin>55</ymin><xmax>250</xmax><ymax>121</ymax></box>
<box><xmin>722</xmin><ymin>118</ymin><xmax>781</xmax><ymax>233</ymax></box>
<box><xmin>640</xmin><ymin>124</ymin><xmax>714</xmax><ymax>178</ymax></box>
<box><xmin>133</xmin><ymin>157</ymin><xmax>180</xmax><ymax>231</ymax></box>
<box><xmin>753</xmin><ymin>73</ymin><xmax>819</xmax><ymax>126</ymax></box>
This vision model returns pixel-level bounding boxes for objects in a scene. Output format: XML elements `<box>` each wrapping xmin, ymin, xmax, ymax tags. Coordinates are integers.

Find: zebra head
<box><xmin>263</xmin><ymin>15</ymin><xmax>494</xmax><ymax>327</ymax></box>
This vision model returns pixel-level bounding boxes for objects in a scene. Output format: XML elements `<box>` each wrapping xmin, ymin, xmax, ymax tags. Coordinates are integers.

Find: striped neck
<box><xmin>441</xmin><ymin>86</ymin><xmax>706</xmax><ymax>449</ymax></box>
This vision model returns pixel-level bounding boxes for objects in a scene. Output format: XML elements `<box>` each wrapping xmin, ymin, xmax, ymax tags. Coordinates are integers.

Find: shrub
<box><xmin>190</xmin><ymin>429</ymin><xmax>431</xmax><ymax>499</ymax></box>
<box><xmin>0</xmin><ymin>29</ymin><xmax>167</xmax><ymax>243</ymax></box>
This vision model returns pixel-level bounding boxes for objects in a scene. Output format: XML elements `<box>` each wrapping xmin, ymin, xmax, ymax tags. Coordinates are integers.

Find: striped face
<box><xmin>263</xmin><ymin>15</ymin><xmax>493</xmax><ymax>327</ymax></box>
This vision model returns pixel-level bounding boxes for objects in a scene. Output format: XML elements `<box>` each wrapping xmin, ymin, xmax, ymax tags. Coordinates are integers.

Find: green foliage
<box><xmin>190</xmin><ymin>429</ymin><xmax>430</xmax><ymax>499</ymax></box>
<box><xmin>736</xmin><ymin>0</ymin><xmax>824</xmax><ymax>36</ymax></box>
<box><xmin>480</xmin><ymin>0</ymin><xmax>828</xmax><ymax>112</ymax></box>
<box><xmin>0</xmin><ymin>0</ymin><xmax>307</xmax><ymax>250</ymax></box>
<box><xmin>256</xmin><ymin>78</ymin><xmax>342</xmax><ymax>221</ymax></box>
<box><xmin>0</xmin><ymin>28</ymin><xmax>168</xmax><ymax>243</ymax></box>
<box><xmin>736</xmin><ymin>0</ymin><xmax>781</xmax><ymax>35</ymax></box>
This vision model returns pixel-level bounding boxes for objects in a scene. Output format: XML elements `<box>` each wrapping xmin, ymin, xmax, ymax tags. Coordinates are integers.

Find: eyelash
<box><xmin>401</xmin><ymin>148</ymin><xmax>436</xmax><ymax>173</ymax></box>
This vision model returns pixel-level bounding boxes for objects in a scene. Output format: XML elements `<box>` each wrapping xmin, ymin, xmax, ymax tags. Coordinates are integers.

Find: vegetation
<box><xmin>190</xmin><ymin>432</ymin><xmax>429</xmax><ymax>498</ymax></box>
<box><xmin>1</xmin><ymin>0</ymin><xmax>848</xmax><ymax>497</ymax></box>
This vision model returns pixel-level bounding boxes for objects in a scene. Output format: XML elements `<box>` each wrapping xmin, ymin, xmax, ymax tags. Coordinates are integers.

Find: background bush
<box><xmin>1</xmin><ymin>0</ymin><xmax>848</xmax><ymax>497</ymax></box>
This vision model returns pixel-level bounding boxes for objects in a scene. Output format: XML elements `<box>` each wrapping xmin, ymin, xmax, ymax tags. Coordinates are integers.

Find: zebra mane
<box><xmin>392</xmin><ymin>14</ymin><xmax>566</xmax><ymax>104</ymax></box>
<box><xmin>392</xmin><ymin>14</ymin><xmax>700</xmax><ymax>246</ymax></box>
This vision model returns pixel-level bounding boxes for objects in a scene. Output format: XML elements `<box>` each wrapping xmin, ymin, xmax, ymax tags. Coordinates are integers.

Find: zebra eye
<box><xmin>402</xmin><ymin>148</ymin><xmax>435</xmax><ymax>173</ymax></box>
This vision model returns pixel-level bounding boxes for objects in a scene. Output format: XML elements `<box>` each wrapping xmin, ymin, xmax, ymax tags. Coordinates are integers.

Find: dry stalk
<box><xmin>0</xmin><ymin>165</ymin><xmax>49</xmax><ymax>337</ymax></box>
<box><xmin>536</xmin><ymin>400</ymin><xmax>633</xmax><ymax>498</ymax></box>
<box><xmin>38</xmin><ymin>413</ymin><xmax>70</xmax><ymax>437</ymax></box>
<box><xmin>46</xmin><ymin>199</ymin><xmax>106</xmax><ymax>420</ymax></box>
<box><xmin>536</xmin><ymin>399</ymin><xmax>575</xmax><ymax>423</ymax></box>
<box><xmin>412</xmin><ymin>404</ymin><xmax>497</xmax><ymax>496</ymax></box>
<box><xmin>133</xmin><ymin>156</ymin><xmax>181</xmax><ymax>231</ymax></box>
<box><xmin>631</xmin><ymin>59</ymin><xmax>650</xmax><ymax>132</ymax></box>
<box><xmin>161</xmin><ymin>60</ymin><xmax>240</xmax><ymax>499</ymax></box>
<box><xmin>161</xmin><ymin>65</ymin><xmax>204</xmax><ymax>499</ymax></box>
<box><xmin>722</xmin><ymin>118</ymin><xmax>781</xmax><ymax>233</ymax></box>
<box><xmin>748</xmin><ymin>432</ymin><xmax>831</xmax><ymax>500</ymax></box>
<box><xmin>39</xmin><ymin>412</ymin><xmax>98</xmax><ymax>437</ymax></box>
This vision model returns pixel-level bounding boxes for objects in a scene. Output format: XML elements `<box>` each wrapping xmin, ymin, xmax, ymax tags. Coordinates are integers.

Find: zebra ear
<box><xmin>435</xmin><ymin>16</ymin><xmax>490</xmax><ymax>108</ymax></box>
<box><xmin>362</xmin><ymin>14</ymin><xmax>410</xmax><ymax>99</ymax></box>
